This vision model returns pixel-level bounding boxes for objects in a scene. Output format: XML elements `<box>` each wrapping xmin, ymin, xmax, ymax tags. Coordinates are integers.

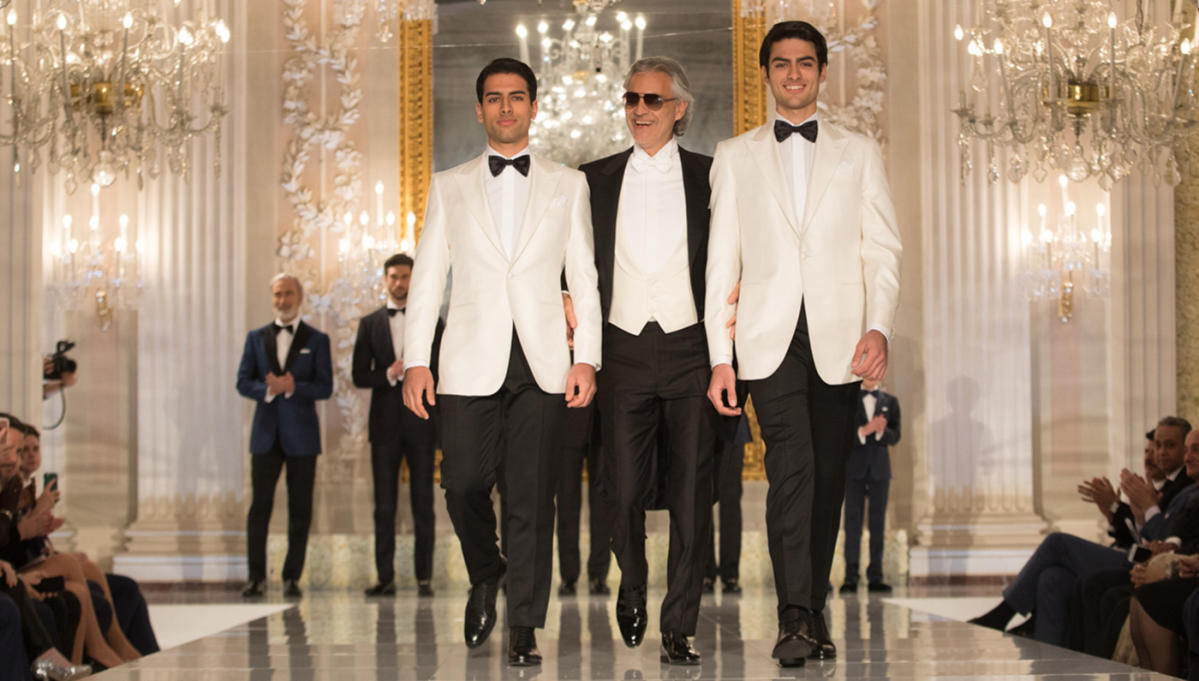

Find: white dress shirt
<box><xmin>386</xmin><ymin>299</ymin><xmax>405</xmax><ymax>386</ymax></box>
<box><xmin>776</xmin><ymin>110</ymin><xmax>818</xmax><ymax>221</ymax></box>
<box><xmin>610</xmin><ymin>139</ymin><xmax>696</xmax><ymax>334</ymax></box>
<box><xmin>858</xmin><ymin>391</ymin><xmax>885</xmax><ymax>444</ymax></box>
<box><xmin>485</xmin><ymin>145</ymin><xmax>532</xmax><ymax>260</ymax></box>
<box><xmin>265</xmin><ymin>317</ymin><xmax>297</xmax><ymax>402</ymax></box>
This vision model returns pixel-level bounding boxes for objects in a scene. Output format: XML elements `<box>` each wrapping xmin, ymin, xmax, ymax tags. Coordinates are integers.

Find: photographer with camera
<box><xmin>42</xmin><ymin>341</ymin><xmax>77</xmax><ymax>412</ymax></box>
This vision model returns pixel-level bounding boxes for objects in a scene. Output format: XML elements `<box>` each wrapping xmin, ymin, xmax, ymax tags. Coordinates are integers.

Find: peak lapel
<box><xmin>284</xmin><ymin>322</ymin><xmax>312</xmax><ymax>373</ymax></box>
<box><xmin>512</xmin><ymin>156</ymin><xmax>564</xmax><ymax>262</ymax></box>
<box><xmin>802</xmin><ymin>125</ymin><xmax>850</xmax><ymax>231</ymax></box>
<box><xmin>263</xmin><ymin>326</ymin><xmax>282</xmax><ymax>376</ymax></box>
<box><xmin>455</xmin><ymin>154</ymin><xmax>507</xmax><ymax>258</ymax></box>
<box><xmin>747</xmin><ymin>124</ymin><xmax>800</xmax><ymax>235</ymax></box>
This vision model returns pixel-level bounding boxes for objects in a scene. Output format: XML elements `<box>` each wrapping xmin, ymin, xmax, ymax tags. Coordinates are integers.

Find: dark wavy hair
<box><xmin>759</xmin><ymin>21</ymin><xmax>828</xmax><ymax>69</ymax></box>
<box><xmin>476</xmin><ymin>58</ymin><xmax>537</xmax><ymax>103</ymax></box>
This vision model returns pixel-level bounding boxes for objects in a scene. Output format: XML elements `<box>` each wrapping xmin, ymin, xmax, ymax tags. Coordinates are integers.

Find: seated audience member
<box><xmin>14</xmin><ymin>423</ymin><xmax>157</xmax><ymax>655</ymax></box>
<box><xmin>971</xmin><ymin>416</ymin><xmax>1197</xmax><ymax>646</ymax></box>
<box><xmin>0</xmin><ymin>413</ymin><xmax>130</xmax><ymax>668</ymax></box>
<box><xmin>0</xmin><ymin>419</ymin><xmax>89</xmax><ymax>679</ymax></box>
<box><xmin>1128</xmin><ymin>553</ymin><xmax>1199</xmax><ymax>676</ymax></box>
<box><xmin>1076</xmin><ymin>423</ymin><xmax>1194</xmax><ymax>656</ymax></box>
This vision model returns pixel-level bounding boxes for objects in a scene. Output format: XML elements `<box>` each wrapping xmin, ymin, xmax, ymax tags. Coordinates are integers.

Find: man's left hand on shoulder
<box><xmin>851</xmin><ymin>329</ymin><xmax>888</xmax><ymax>382</ymax></box>
<box><xmin>565</xmin><ymin>363</ymin><xmax>596</xmax><ymax>408</ymax></box>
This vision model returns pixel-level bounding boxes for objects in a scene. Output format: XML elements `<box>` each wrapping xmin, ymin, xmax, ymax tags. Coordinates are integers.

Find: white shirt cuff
<box><xmin>284</xmin><ymin>391</ymin><xmax>294</xmax><ymax>400</ymax></box>
<box><xmin>1110</xmin><ymin>501</ymin><xmax>1122</xmax><ymax>515</ymax></box>
<box><xmin>1166</xmin><ymin>536</ymin><xmax>1182</xmax><ymax>546</ymax></box>
<box><xmin>711</xmin><ymin>357</ymin><xmax>733</xmax><ymax>370</ymax></box>
<box><xmin>858</xmin><ymin>429</ymin><xmax>867</xmax><ymax>445</ymax></box>
<box><xmin>264</xmin><ymin>390</ymin><xmax>277</xmax><ymax>404</ymax></box>
<box><xmin>874</xmin><ymin>430</ymin><xmax>884</xmax><ymax>441</ymax></box>
<box><xmin>406</xmin><ymin>361</ymin><xmax>429</xmax><ymax>370</ymax></box>
<box><xmin>1144</xmin><ymin>506</ymin><xmax>1162</xmax><ymax>523</ymax></box>
<box><xmin>868</xmin><ymin>324</ymin><xmax>891</xmax><ymax>340</ymax></box>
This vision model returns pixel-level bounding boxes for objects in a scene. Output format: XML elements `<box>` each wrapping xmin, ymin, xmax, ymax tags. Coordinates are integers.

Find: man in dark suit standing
<box><xmin>353</xmin><ymin>253</ymin><xmax>440</xmax><ymax>598</ymax></box>
<box><xmin>236</xmin><ymin>273</ymin><xmax>333</xmax><ymax>599</ymax></box>
<box><xmin>840</xmin><ymin>379</ymin><xmax>900</xmax><ymax>593</ymax></box>
<box><xmin>579</xmin><ymin>56</ymin><xmax>716</xmax><ymax>665</ymax></box>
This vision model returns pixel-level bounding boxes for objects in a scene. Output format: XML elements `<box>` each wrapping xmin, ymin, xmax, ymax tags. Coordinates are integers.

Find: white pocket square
<box><xmin>300</xmin><ymin>348</ymin><xmax>312</xmax><ymax>354</ymax></box>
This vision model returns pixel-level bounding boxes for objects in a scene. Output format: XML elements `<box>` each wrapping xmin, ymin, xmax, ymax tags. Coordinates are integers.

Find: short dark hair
<box><xmin>1147</xmin><ymin>428</ymin><xmax>1157</xmax><ymax>441</ymax></box>
<box><xmin>759</xmin><ymin>21</ymin><xmax>829</xmax><ymax>70</ymax></box>
<box><xmin>383</xmin><ymin>253</ymin><xmax>414</xmax><ymax>272</ymax></box>
<box><xmin>476</xmin><ymin>58</ymin><xmax>538</xmax><ymax>103</ymax></box>
<box><xmin>19</xmin><ymin>423</ymin><xmax>39</xmax><ymax>439</ymax></box>
<box><xmin>1158</xmin><ymin>416</ymin><xmax>1193</xmax><ymax>440</ymax></box>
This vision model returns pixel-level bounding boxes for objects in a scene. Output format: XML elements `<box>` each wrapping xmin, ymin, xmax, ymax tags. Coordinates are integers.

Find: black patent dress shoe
<box><xmin>659</xmin><ymin>632</ymin><xmax>701</xmax><ymax>665</ymax></box>
<box><xmin>283</xmin><ymin>580</ymin><xmax>302</xmax><ymax>598</ymax></box>
<box><xmin>867</xmin><ymin>581</ymin><xmax>893</xmax><ymax>593</ymax></box>
<box><xmin>722</xmin><ymin>578</ymin><xmax>741</xmax><ymax>594</ymax></box>
<box><xmin>418</xmin><ymin>580</ymin><xmax>434</xmax><ymax>597</ymax></box>
<box><xmin>589</xmin><ymin>577</ymin><xmax>610</xmax><ymax>595</ymax></box>
<box><xmin>464</xmin><ymin>571</ymin><xmax>503</xmax><ymax>648</ymax></box>
<box><xmin>701</xmin><ymin>576</ymin><xmax>715</xmax><ymax>593</ymax></box>
<box><xmin>508</xmin><ymin>626</ymin><xmax>541</xmax><ymax>666</ymax></box>
<box><xmin>772</xmin><ymin>606</ymin><xmax>816</xmax><ymax>661</ymax></box>
<box><xmin>241</xmin><ymin>579</ymin><xmax>265</xmax><ymax>598</ymax></box>
<box><xmin>615</xmin><ymin>584</ymin><xmax>649</xmax><ymax>648</ymax></box>
<box><xmin>364</xmin><ymin>581</ymin><xmax>396</xmax><ymax>597</ymax></box>
<box><xmin>558</xmin><ymin>580</ymin><xmax>577</xmax><ymax>596</ymax></box>
<box><xmin>838</xmin><ymin>581</ymin><xmax>858</xmax><ymax>594</ymax></box>
<box><xmin>808</xmin><ymin>609</ymin><xmax>836</xmax><ymax>660</ymax></box>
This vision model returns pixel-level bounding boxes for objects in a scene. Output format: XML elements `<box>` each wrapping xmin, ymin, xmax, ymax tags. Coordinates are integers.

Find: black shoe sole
<box><xmin>508</xmin><ymin>657</ymin><xmax>541</xmax><ymax>667</ymax></box>
<box><xmin>773</xmin><ymin>637</ymin><xmax>815</xmax><ymax>660</ymax></box>
<box><xmin>659</xmin><ymin>655</ymin><xmax>701</xmax><ymax>665</ymax></box>
<box><xmin>779</xmin><ymin>657</ymin><xmax>806</xmax><ymax>668</ymax></box>
<box><xmin>808</xmin><ymin>647</ymin><xmax>836</xmax><ymax>660</ymax></box>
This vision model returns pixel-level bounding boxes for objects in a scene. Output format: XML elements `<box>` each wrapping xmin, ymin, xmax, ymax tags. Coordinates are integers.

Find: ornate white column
<box><xmin>114</xmin><ymin>0</ymin><xmax>250</xmax><ymax>580</ymax></box>
<box><xmin>910</xmin><ymin>0</ymin><xmax>1048</xmax><ymax>576</ymax></box>
<box><xmin>0</xmin><ymin>155</ymin><xmax>42</xmax><ymax>419</ymax></box>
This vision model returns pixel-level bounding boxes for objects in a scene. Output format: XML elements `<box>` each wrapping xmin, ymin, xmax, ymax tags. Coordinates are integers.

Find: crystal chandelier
<box><xmin>1019</xmin><ymin>176</ymin><xmax>1111</xmax><ymax>322</ymax></box>
<box><xmin>0</xmin><ymin>0</ymin><xmax>230</xmax><ymax>192</ymax></box>
<box><xmin>47</xmin><ymin>183</ymin><xmax>142</xmax><ymax>329</ymax></box>
<box><xmin>954</xmin><ymin>0</ymin><xmax>1198</xmax><ymax>188</ymax></box>
<box><xmin>517</xmin><ymin>0</ymin><xmax>645</xmax><ymax>168</ymax></box>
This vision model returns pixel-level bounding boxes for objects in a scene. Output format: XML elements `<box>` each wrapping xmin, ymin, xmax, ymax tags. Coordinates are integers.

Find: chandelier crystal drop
<box><xmin>0</xmin><ymin>0</ymin><xmax>231</xmax><ymax>192</ymax></box>
<box><xmin>954</xmin><ymin>0</ymin><xmax>1198</xmax><ymax>188</ymax></box>
<box><xmin>518</xmin><ymin>0</ymin><xmax>644</xmax><ymax>168</ymax></box>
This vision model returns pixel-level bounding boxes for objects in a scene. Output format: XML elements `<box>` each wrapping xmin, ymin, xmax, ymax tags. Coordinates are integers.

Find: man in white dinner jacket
<box><xmin>402</xmin><ymin>57</ymin><xmax>602</xmax><ymax>667</ymax></box>
<box><xmin>705</xmin><ymin>21</ymin><xmax>902</xmax><ymax>668</ymax></box>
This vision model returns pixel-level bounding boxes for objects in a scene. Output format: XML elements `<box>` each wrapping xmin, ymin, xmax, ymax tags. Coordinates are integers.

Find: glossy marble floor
<box><xmin>94</xmin><ymin>586</ymin><xmax>1175</xmax><ymax>680</ymax></box>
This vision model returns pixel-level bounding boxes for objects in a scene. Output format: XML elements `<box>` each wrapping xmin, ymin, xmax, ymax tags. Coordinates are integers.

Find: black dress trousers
<box><xmin>246</xmin><ymin>441</ymin><xmax>318</xmax><ymax>582</ymax></box>
<box><xmin>747</xmin><ymin>305</ymin><xmax>859</xmax><ymax>615</ymax></box>
<box><xmin>599</xmin><ymin>321</ymin><xmax>714</xmax><ymax>636</ymax></box>
<box><xmin>438</xmin><ymin>331</ymin><xmax>566</xmax><ymax>629</ymax></box>
<box><xmin>370</xmin><ymin>404</ymin><xmax>437</xmax><ymax>584</ymax></box>
<box><xmin>556</xmin><ymin>403</ymin><xmax>614</xmax><ymax>584</ymax></box>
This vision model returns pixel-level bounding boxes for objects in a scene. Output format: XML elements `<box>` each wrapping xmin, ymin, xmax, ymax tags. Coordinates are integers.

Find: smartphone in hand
<box><xmin>42</xmin><ymin>472</ymin><xmax>58</xmax><ymax>492</ymax></box>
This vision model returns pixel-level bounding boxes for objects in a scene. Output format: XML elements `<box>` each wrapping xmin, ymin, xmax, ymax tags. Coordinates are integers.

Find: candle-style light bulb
<box><xmin>953</xmin><ymin>24</ymin><xmax>964</xmax><ymax>41</ymax></box>
<box><xmin>1037</xmin><ymin>204</ymin><xmax>1048</xmax><ymax>218</ymax></box>
<box><xmin>993</xmin><ymin>38</ymin><xmax>1004</xmax><ymax>55</ymax></box>
<box><xmin>122</xmin><ymin>12</ymin><xmax>132</xmax><ymax>29</ymax></box>
<box><xmin>90</xmin><ymin>183</ymin><xmax>100</xmax><ymax>197</ymax></box>
<box><xmin>374</xmin><ymin>180</ymin><xmax>384</xmax><ymax>195</ymax></box>
<box><xmin>56</xmin><ymin>14</ymin><xmax>66</xmax><ymax>30</ymax></box>
<box><xmin>515</xmin><ymin>23</ymin><xmax>528</xmax><ymax>38</ymax></box>
<box><xmin>1042</xmin><ymin>12</ymin><xmax>1053</xmax><ymax>29</ymax></box>
<box><xmin>359</xmin><ymin>211</ymin><xmax>369</xmax><ymax>226</ymax></box>
<box><xmin>6</xmin><ymin>10</ymin><xmax>16</xmax><ymax>26</ymax></box>
<box><xmin>1058</xmin><ymin>174</ymin><xmax>1068</xmax><ymax>189</ymax></box>
<box><xmin>537</xmin><ymin>20</ymin><xmax>548</xmax><ymax>34</ymax></box>
<box><xmin>634</xmin><ymin>15</ymin><xmax>646</xmax><ymax>30</ymax></box>
<box><xmin>1107</xmin><ymin>11</ymin><xmax>1117</xmax><ymax>29</ymax></box>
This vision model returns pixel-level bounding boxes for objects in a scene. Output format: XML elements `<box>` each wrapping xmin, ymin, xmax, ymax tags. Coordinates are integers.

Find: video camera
<box><xmin>43</xmin><ymin>340</ymin><xmax>77</xmax><ymax>381</ymax></box>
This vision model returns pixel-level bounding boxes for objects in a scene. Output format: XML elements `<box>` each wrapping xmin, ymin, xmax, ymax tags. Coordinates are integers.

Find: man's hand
<box><xmin>34</xmin><ymin>480</ymin><xmax>59</xmax><ymax>514</ymax></box>
<box><xmin>402</xmin><ymin>366</ymin><xmax>436</xmax><ymax>420</ymax></box>
<box><xmin>0</xmin><ymin>560</ymin><xmax>14</xmax><ymax>588</ymax></box>
<box><xmin>387</xmin><ymin>360</ymin><xmax>405</xmax><ymax>382</ymax></box>
<box><xmin>707</xmin><ymin>364</ymin><xmax>741</xmax><ymax>416</ymax></box>
<box><xmin>1178</xmin><ymin>555</ymin><xmax>1199</xmax><ymax>578</ymax></box>
<box><xmin>264</xmin><ymin>373</ymin><xmax>282</xmax><ymax>396</ymax></box>
<box><xmin>16</xmin><ymin>510</ymin><xmax>51</xmax><ymax>540</ymax></box>
<box><xmin>1130</xmin><ymin>563</ymin><xmax>1149</xmax><ymax>588</ymax></box>
<box><xmin>725</xmin><ymin>281</ymin><xmax>740</xmax><ymax>340</ymax></box>
<box><xmin>1120</xmin><ymin>469</ymin><xmax>1159</xmax><ymax>514</ymax></box>
<box><xmin>851</xmin><ymin>330</ymin><xmax>888</xmax><ymax>381</ymax></box>
<box><xmin>1078</xmin><ymin>477</ymin><xmax>1119</xmax><ymax>520</ymax></box>
<box><xmin>565</xmin><ymin>363</ymin><xmax>596</xmax><ymax>408</ymax></box>
<box><xmin>1146</xmin><ymin>540</ymin><xmax>1175</xmax><ymax>556</ymax></box>
<box><xmin>562</xmin><ymin>293</ymin><xmax>577</xmax><ymax>350</ymax></box>
<box><xmin>278</xmin><ymin>373</ymin><xmax>296</xmax><ymax>395</ymax></box>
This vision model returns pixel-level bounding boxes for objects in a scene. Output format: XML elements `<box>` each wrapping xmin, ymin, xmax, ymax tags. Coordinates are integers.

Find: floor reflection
<box><xmin>91</xmin><ymin>587</ymin><xmax>1176</xmax><ymax>680</ymax></box>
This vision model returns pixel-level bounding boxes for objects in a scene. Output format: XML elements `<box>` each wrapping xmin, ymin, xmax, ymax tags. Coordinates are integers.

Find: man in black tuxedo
<box><xmin>352</xmin><ymin>253</ymin><xmax>441</xmax><ymax>598</ymax></box>
<box><xmin>235</xmin><ymin>274</ymin><xmax>333</xmax><ymax>599</ymax></box>
<box><xmin>579</xmin><ymin>56</ymin><xmax>717</xmax><ymax>665</ymax></box>
<box><xmin>839</xmin><ymin>380</ymin><xmax>900</xmax><ymax>593</ymax></box>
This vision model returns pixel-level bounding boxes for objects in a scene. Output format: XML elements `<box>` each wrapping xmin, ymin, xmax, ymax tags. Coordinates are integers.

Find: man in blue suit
<box><xmin>236</xmin><ymin>273</ymin><xmax>333</xmax><ymax>599</ymax></box>
<box><xmin>840</xmin><ymin>379</ymin><xmax>900</xmax><ymax>593</ymax></box>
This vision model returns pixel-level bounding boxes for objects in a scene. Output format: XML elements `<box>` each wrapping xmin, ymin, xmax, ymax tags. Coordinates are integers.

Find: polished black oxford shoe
<box><xmin>659</xmin><ymin>632</ymin><xmax>701</xmax><ymax>665</ymax></box>
<box><xmin>808</xmin><ymin>609</ymin><xmax>836</xmax><ymax>660</ymax></box>
<box><xmin>772</xmin><ymin>606</ymin><xmax>816</xmax><ymax>661</ymax></box>
<box><xmin>417</xmin><ymin>580</ymin><xmax>434</xmax><ymax>597</ymax></box>
<box><xmin>615</xmin><ymin>584</ymin><xmax>649</xmax><ymax>648</ymax></box>
<box><xmin>464</xmin><ymin>573</ymin><xmax>502</xmax><ymax>648</ymax></box>
<box><xmin>508</xmin><ymin>626</ymin><xmax>541</xmax><ymax>666</ymax></box>
<box><xmin>588</xmin><ymin>577</ymin><xmax>610</xmax><ymax>596</ymax></box>
<box><xmin>241</xmin><ymin>579</ymin><xmax>265</xmax><ymax>598</ymax></box>
<box><xmin>364</xmin><ymin>581</ymin><xmax>395</xmax><ymax>597</ymax></box>
<box><xmin>283</xmin><ymin>580</ymin><xmax>302</xmax><ymax>599</ymax></box>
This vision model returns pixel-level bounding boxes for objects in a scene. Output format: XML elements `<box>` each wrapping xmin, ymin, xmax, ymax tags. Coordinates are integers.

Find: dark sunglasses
<box><xmin>622</xmin><ymin>91</ymin><xmax>678</xmax><ymax>110</ymax></box>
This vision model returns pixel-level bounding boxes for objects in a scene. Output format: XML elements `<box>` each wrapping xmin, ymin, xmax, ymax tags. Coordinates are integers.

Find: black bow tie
<box><xmin>387</xmin><ymin>307</ymin><xmax>405</xmax><ymax>317</ymax></box>
<box><xmin>272</xmin><ymin>323</ymin><xmax>294</xmax><ymax>335</ymax></box>
<box><xmin>774</xmin><ymin>119</ymin><xmax>818</xmax><ymax>143</ymax></box>
<box><xmin>489</xmin><ymin>155</ymin><xmax>531</xmax><ymax>177</ymax></box>
<box><xmin>863</xmin><ymin>389</ymin><xmax>879</xmax><ymax>399</ymax></box>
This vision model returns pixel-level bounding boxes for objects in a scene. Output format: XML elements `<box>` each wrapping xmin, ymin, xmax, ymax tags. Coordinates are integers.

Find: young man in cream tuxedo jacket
<box><xmin>705</xmin><ymin>21</ymin><xmax>902</xmax><ymax>668</ymax></box>
<box><xmin>402</xmin><ymin>58</ymin><xmax>601</xmax><ymax>667</ymax></box>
